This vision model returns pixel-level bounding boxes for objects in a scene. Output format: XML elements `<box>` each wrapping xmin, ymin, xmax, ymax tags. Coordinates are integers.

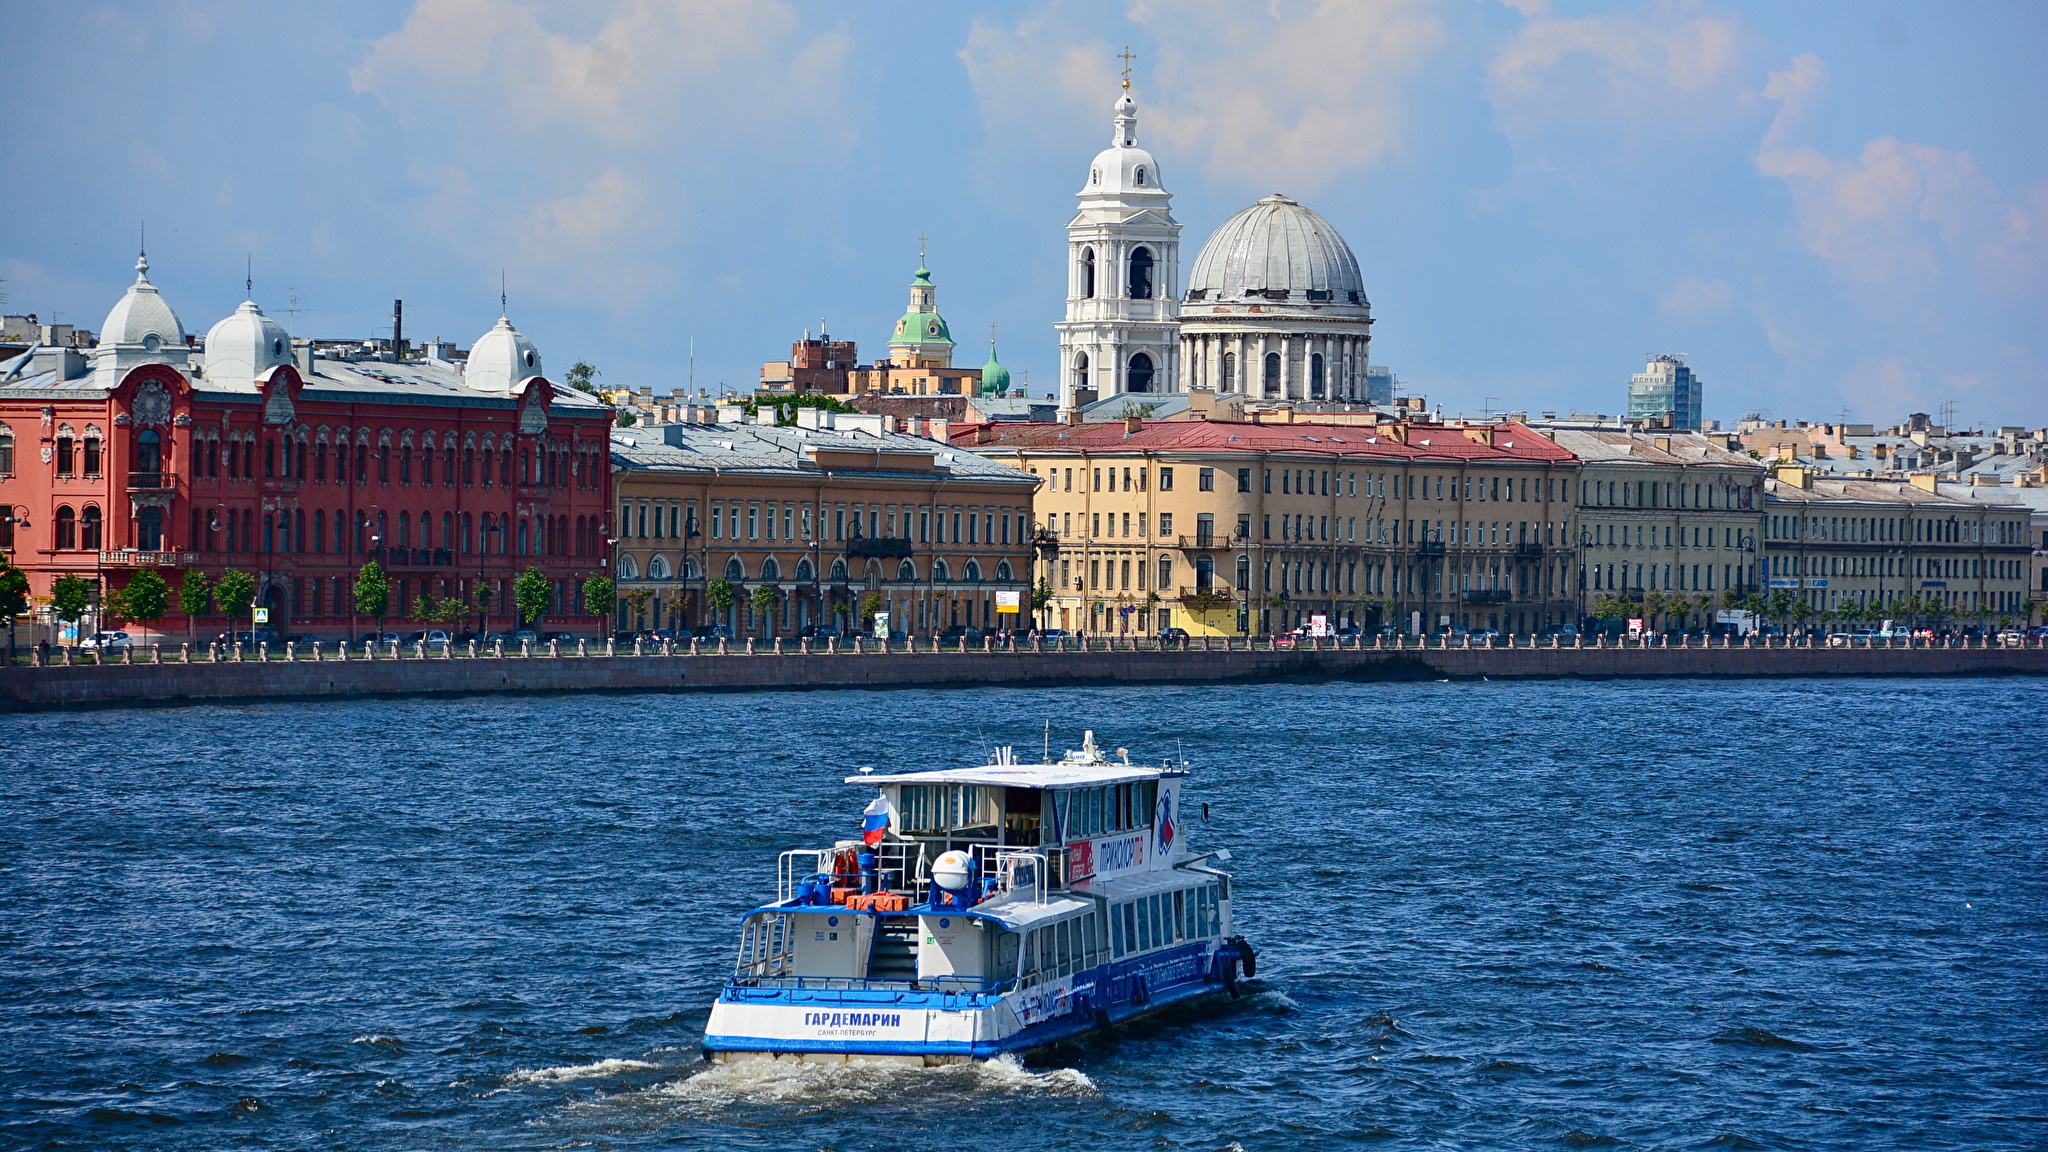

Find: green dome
<box><xmin>980</xmin><ymin>344</ymin><xmax>1011</xmax><ymax>395</ymax></box>
<box><xmin>893</xmin><ymin>310</ymin><xmax>952</xmax><ymax>345</ymax></box>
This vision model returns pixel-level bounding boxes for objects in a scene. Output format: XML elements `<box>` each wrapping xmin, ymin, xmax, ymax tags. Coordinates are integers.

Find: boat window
<box><xmin>994</xmin><ymin>930</ymin><xmax>1020</xmax><ymax>982</ymax></box>
<box><xmin>898</xmin><ymin>784</ymin><xmax>998</xmax><ymax>834</ymax></box>
<box><xmin>1055</xmin><ymin>919</ymin><xmax>1073</xmax><ymax>977</ymax></box>
<box><xmin>1174</xmin><ymin>890</ymin><xmax>1188</xmax><ymax>942</ymax></box>
<box><xmin>1120</xmin><ymin>902</ymin><xmax>1136</xmax><ymax>956</ymax></box>
<box><xmin>1018</xmin><ymin>929</ymin><xmax>1038</xmax><ymax>985</ymax></box>
<box><xmin>1137</xmin><ymin>898</ymin><xmax>1153</xmax><ymax>952</ymax></box>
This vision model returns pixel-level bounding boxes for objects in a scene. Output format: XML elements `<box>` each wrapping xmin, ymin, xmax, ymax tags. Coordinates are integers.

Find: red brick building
<box><xmin>0</xmin><ymin>255</ymin><xmax>614</xmax><ymax>642</ymax></box>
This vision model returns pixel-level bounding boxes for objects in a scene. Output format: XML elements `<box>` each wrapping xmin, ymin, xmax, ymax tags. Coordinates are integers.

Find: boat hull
<box><xmin>704</xmin><ymin>939</ymin><xmax>1233</xmax><ymax>1064</ymax></box>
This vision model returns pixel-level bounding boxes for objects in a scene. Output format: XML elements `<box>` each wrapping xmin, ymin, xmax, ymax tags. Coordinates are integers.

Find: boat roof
<box><xmin>847</xmin><ymin>762</ymin><xmax>1178</xmax><ymax>789</ymax></box>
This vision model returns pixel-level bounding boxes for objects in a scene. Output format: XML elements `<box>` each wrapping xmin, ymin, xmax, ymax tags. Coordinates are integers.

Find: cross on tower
<box><xmin>917</xmin><ymin>233</ymin><xmax>928</xmax><ymax>262</ymax></box>
<box><xmin>989</xmin><ymin>321</ymin><xmax>998</xmax><ymax>346</ymax></box>
<box><xmin>1118</xmin><ymin>46</ymin><xmax>1136</xmax><ymax>90</ymax></box>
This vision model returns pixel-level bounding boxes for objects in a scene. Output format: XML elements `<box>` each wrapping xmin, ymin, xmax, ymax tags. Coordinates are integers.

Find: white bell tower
<box><xmin>1054</xmin><ymin>74</ymin><xmax>1181</xmax><ymax>418</ymax></box>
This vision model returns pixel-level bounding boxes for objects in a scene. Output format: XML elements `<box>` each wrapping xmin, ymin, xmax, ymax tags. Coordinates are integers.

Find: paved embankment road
<box><xmin>2</xmin><ymin>640</ymin><xmax>2043</xmax><ymax>711</ymax></box>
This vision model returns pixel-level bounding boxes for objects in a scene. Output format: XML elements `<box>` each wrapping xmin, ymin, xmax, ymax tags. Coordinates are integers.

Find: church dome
<box><xmin>1082</xmin><ymin>92</ymin><xmax>1167</xmax><ymax>198</ymax></box>
<box><xmin>464</xmin><ymin>315</ymin><xmax>542</xmax><ymax>394</ymax></box>
<box><xmin>99</xmin><ymin>253</ymin><xmax>187</xmax><ymax>352</ymax></box>
<box><xmin>979</xmin><ymin>343</ymin><xmax>1011</xmax><ymax>396</ymax></box>
<box><xmin>1186</xmin><ymin>194</ymin><xmax>1367</xmax><ymax>308</ymax></box>
<box><xmin>202</xmin><ymin>299</ymin><xmax>291</xmax><ymax>384</ymax></box>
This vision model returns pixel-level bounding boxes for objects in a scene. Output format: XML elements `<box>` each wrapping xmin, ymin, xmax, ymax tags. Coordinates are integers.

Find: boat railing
<box><xmin>991</xmin><ymin>850</ymin><xmax>1051</xmax><ymax>905</ymax></box>
<box><xmin>778</xmin><ymin>841</ymin><xmax>933</xmax><ymax>903</ymax></box>
<box><xmin>777</xmin><ymin>848</ymin><xmax>834</xmax><ymax>903</ymax></box>
<box><xmin>725</xmin><ymin>973</ymin><xmax>1015</xmax><ymax>996</ymax></box>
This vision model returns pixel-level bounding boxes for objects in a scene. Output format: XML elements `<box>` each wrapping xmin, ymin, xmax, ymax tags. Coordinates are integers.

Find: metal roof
<box><xmin>613</xmin><ymin>423</ymin><xmax>1037</xmax><ymax>487</ymax></box>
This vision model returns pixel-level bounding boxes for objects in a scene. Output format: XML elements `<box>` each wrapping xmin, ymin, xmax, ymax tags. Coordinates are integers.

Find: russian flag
<box><xmin>861</xmin><ymin>795</ymin><xmax>890</xmax><ymax>846</ymax></box>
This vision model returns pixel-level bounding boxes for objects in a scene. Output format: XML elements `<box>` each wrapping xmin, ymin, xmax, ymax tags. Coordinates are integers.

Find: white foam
<box><xmin>504</xmin><ymin>1058</ymin><xmax>658</xmax><ymax>1086</ymax></box>
<box><xmin>350</xmin><ymin>1034</ymin><xmax>401</xmax><ymax>1046</ymax></box>
<box><xmin>641</xmin><ymin>1054</ymin><xmax>1100</xmax><ymax>1115</ymax></box>
<box><xmin>1253</xmin><ymin>989</ymin><xmax>1301</xmax><ymax>1011</ymax></box>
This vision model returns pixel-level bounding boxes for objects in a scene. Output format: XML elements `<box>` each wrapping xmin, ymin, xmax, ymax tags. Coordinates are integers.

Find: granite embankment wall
<box><xmin>2</xmin><ymin>644</ymin><xmax>2043</xmax><ymax>712</ymax></box>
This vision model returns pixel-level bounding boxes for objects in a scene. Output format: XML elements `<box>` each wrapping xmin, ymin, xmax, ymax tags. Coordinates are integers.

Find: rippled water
<box><xmin>4</xmin><ymin>679</ymin><xmax>2045</xmax><ymax>1150</ymax></box>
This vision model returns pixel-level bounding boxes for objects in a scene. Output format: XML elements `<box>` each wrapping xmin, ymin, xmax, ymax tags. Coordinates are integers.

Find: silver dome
<box><xmin>1185</xmin><ymin>194</ymin><xmax>1367</xmax><ymax>308</ymax></box>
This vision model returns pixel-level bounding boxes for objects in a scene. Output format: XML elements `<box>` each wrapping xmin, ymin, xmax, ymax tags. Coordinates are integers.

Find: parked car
<box><xmin>797</xmin><ymin>623</ymin><xmax>841</xmax><ymax>640</ymax></box>
<box><xmin>1469</xmin><ymin>628</ymin><xmax>1502</xmax><ymax>644</ymax></box>
<box><xmin>691</xmin><ymin>624</ymin><xmax>736</xmax><ymax>641</ymax></box>
<box><xmin>78</xmin><ymin>630</ymin><xmax>133</xmax><ymax>651</ymax></box>
<box><xmin>938</xmin><ymin>626</ymin><xmax>985</xmax><ymax>645</ymax></box>
<box><xmin>220</xmin><ymin>628</ymin><xmax>282</xmax><ymax>646</ymax></box>
<box><xmin>1034</xmin><ymin>628</ymin><xmax>1072</xmax><ymax>642</ymax></box>
<box><xmin>354</xmin><ymin>631</ymin><xmax>401</xmax><ymax>645</ymax></box>
<box><xmin>1157</xmin><ymin>627</ymin><xmax>1191</xmax><ymax>643</ymax></box>
<box><xmin>405</xmin><ymin>630</ymin><xmax>452</xmax><ymax>646</ymax></box>
<box><xmin>543</xmin><ymin>631</ymin><xmax>580</xmax><ymax>643</ymax></box>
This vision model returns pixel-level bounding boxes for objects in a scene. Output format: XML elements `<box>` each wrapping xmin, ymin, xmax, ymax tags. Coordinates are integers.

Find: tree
<box><xmin>615</xmin><ymin>409</ymin><xmax>638</xmax><ymax>427</ymax></box>
<box><xmin>750</xmin><ymin>583</ymin><xmax>780</xmax><ymax>630</ymax></box>
<box><xmin>1030</xmin><ymin>580</ymin><xmax>1054</xmax><ymax>613</ymax></box>
<box><xmin>514</xmin><ymin>566</ymin><xmax>552</xmax><ymax>626</ymax></box>
<box><xmin>565</xmin><ymin>360</ymin><xmax>600</xmax><ymax>395</ymax></box>
<box><xmin>51</xmin><ymin>573</ymin><xmax>92</xmax><ymax>633</ymax></box>
<box><xmin>858</xmin><ymin>590</ymin><xmax>884</xmax><ymax>629</ymax></box>
<box><xmin>619</xmin><ymin>587</ymin><xmax>655</xmax><ymax>630</ymax></box>
<box><xmin>581</xmin><ymin>575</ymin><xmax>616</xmax><ymax>618</ymax></box>
<box><xmin>213</xmin><ymin>569</ymin><xmax>256</xmax><ymax>640</ymax></box>
<box><xmin>116</xmin><ymin>568</ymin><xmax>171</xmax><ymax>632</ymax></box>
<box><xmin>743</xmin><ymin>393</ymin><xmax>859</xmax><ymax>425</ymax></box>
<box><xmin>706</xmin><ymin>577</ymin><xmax>736</xmax><ymax>613</ymax></box>
<box><xmin>352</xmin><ymin>561</ymin><xmax>390</xmax><ymax>633</ymax></box>
<box><xmin>178</xmin><ymin>570</ymin><xmax>214</xmax><ymax>644</ymax></box>
<box><xmin>0</xmin><ymin>553</ymin><xmax>29</xmax><ymax>661</ymax></box>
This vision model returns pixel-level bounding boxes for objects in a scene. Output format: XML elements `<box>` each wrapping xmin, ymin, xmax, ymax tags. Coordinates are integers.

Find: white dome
<box><xmin>202</xmin><ymin>300</ymin><xmax>291</xmax><ymax>385</ymax></box>
<box><xmin>464</xmin><ymin>315</ymin><xmax>542</xmax><ymax>394</ymax></box>
<box><xmin>1186</xmin><ymin>194</ymin><xmax>1367</xmax><ymax>309</ymax></box>
<box><xmin>1081</xmin><ymin>92</ymin><xmax>1167</xmax><ymax>198</ymax></box>
<box><xmin>99</xmin><ymin>253</ymin><xmax>187</xmax><ymax>352</ymax></box>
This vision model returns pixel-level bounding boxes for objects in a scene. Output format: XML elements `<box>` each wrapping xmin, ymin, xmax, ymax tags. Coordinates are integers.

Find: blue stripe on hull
<box><xmin>706</xmin><ymin>941</ymin><xmax>1234</xmax><ymax>1061</ymax></box>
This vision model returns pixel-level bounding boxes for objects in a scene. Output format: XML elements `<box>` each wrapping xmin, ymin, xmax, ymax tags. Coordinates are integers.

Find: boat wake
<box><xmin>653</xmin><ymin>1054</ymin><xmax>1099</xmax><ymax>1110</ymax></box>
<box><xmin>502</xmin><ymin>1057</ymin><xmax>660</xmax><ymax>1086</ymax></box>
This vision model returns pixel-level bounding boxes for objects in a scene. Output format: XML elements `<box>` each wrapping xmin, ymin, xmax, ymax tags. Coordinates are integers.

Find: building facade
<box><xmin>1762</xmin><ymin>469</ymin><xmax>2032</xmax><ymax>626</ymax></box>
<box><xmin>1055</xmin><ymin>88</ymin><xmax>1182</xmax><ymax>412</ymax></box>
<box><xmin>1627</xmin><ymin>354</ymin><xmax>1703</xmax><ymax>430</ymax></box>
<box><xmin>0</xmin><ymin>253</ymin><xmax>614</xmax><ymax>642</ymax></box>
<box><xmin>960</xmin><ymin>417</ymin><xmax>1580</xmax><ymax>637</ymax></box>
<box><xmin>609</xmin><ymin>411</ymin><xmax>1038</xmax><ymax>638</ymax></box>
<box><xmin>1543</xmin><ymin>429</ymin><xmax>1766</xmax><ymax>624</ymax></box>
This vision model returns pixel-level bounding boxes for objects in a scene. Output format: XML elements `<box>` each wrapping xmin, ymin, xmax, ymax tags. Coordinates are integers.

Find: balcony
<box><xmin>1416</xmin><ymin>540</ymin><xmax>1446</xmax><ymax>558</ymax></box>
<box><xmin>845</xmin><ymin>537</ymin><xmax>912</xmax><ymax>559</ymax></box>
<box><xmin>126</xmin><ymin>472</ymin><xmax>167</xmax><ymax>491</ymax></box>
<box><xmin>1463</xmin><ymin>589</ymin><xmax>1514</xmax><ymax>604</ymax></box>
<box><xmin>374</xmin><ymin>547</ymin><xmax>455</xmax><ymax>569</ymax></box>
<box><xmin>1514</xmin><ymin>542</ymin><xmax>1543</xmax><ymax>559</ymax></box>
<box><xmin>1177</xmin><ymin>533</ymin><xmax>1218</xmax><ymax>550</ymax></box>
<box><xmin>1177</xmin><ymin>585</ymin><xmax>1232</xmax><ymax>607</ymax></box>
<box><xmin>99</xmin><ymin>550</ymin><xmax>193</xmax><ymax>567</ymax></box>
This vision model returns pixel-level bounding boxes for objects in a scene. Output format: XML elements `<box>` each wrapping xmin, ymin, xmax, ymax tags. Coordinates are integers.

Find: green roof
<box><xmin>892</xmin><ymin>310</ymin><xmax>952</xmax><ymax>345</ymax></box>
<box><xmin>980</xmin><ymin>344</ymin><xmax>1011</xmax><ymax>395</ymax></box>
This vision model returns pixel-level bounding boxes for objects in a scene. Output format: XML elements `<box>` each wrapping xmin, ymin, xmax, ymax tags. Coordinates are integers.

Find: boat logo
<box><xmin>1156</xmin><ymin>790</ymin><xmax>1175</xmax><ymax>852</ymax></box>
<box><xmin>803</xmin><ymin>1011</ymin><xmax>904</xmax><ymax>1029</ymax></box>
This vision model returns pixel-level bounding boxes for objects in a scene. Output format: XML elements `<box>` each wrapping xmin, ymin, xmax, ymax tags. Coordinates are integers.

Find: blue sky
<box><xmin>5</xmin><ymin>1</ymin><xmax>2044</xmax><ymax>428</ymax></box>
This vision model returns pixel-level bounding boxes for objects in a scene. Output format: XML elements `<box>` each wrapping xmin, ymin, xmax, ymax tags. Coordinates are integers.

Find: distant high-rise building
<box><xmin>1365</xmin><ymin>365</ymin><xmax>1397</xmax><ymax>405</ymax></box>
<box><xmin>1628</xmin><ymin>354</ymin><xmax>1702</xmax><ymax>430</ymax></box>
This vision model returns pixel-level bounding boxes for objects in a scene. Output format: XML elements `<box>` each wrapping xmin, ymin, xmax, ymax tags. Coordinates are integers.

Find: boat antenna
<box><xmin>1042</xmin><ymin>719</ymin><xmax>1051</xmax><ymax>764</ymax></box>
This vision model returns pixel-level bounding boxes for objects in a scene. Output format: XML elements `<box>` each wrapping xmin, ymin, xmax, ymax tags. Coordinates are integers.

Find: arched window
<box><xmin>1128</xmin><ymin>246</ymin><xmax>1154</xmax><ymax>299</ymax></box>
<box><xmin>137</xmin><ymin>506</ymin><xmax>163</xmax><ymax>551</ymax></box>
<box><xmin>964</xmin><ymin>560</ymin><xmax>982</xmax><ymax>582</ymax></box>
<box><xmin>795</xmin><ymin>558</ymin><xmax>814</xmax><ymax>581</ymax></box>
<box><xmin>135</xmin><ymin>429</ymin><xmax>159</xmax><ymax>482</ymax></box>
<box><xmin>1073</xmin><ymin>352</ymin><xmax>1090</xmax><ymax>391</ymax></box>
<box><xmin>55</xmin><ymin>505</ymin><xmax>76</xmax><ymax>550</ymax></box>
<box><xmin>1128</xmin><ymin>352</ymin><xmax>1155</xmax><ymax>393</ymax></box>
<box><xmin>648</xmin><ymin>555</ymin><xmax>670</xmax><ymax>580</ymax></box>
<box><xmin>80</xmin><ymin>507</ymin><xmax>102</xmax><ymax>551</ymax></box>
<box><xmin>996</xmin><ymin>560</ymin><xmax>1013</xmax><ymax>581</ymax></box>
<box><xmin>398</xmin><ymin>511</ymin><xmax>411</xmax><ymax>548</ymax></box>
<box><xmin>1264</xmin><ymin>352</ymin><xmax>1281</xmax><ymax>395</ymax></box>
<box><xmin>931</xmin><ymin>558</ymin><xmax>950</xmax><ymax>582</ymax></box>
<box><xmin>1090</xmin><ymin>167</ymin><xmax>1100</xmax><ymax>186</ymax></box>
<box><xmin>84</xmin><ymin>434</ymin><xmax>103</xmax><ymax>476</ymax></box>
<box><xmin>897</xmin><ymin>559</ymin><xmax>916</xmax><ymax>582</ymax></box>
<box><xmin>760</xmin><ymin>557</ymin><xmax>780</xmax><ymax>580</ymax></box>
<box><xmin>0</xmin><ymin>428</ymin><xmax>12</xmax><ymax>476</ymax></box>
<box><xmin>1134</xmin><ymin>166</ymin><xmax>1147</xmax><ymax>187</ymax></box>
<box><xmin>1081</xmin><ymin>247</ymin><xmax>1096</xmax><ymax>298</ymax></box>
<box><xmin>725</xmin><ymin>557</ymin><xmax>744</xmax><ymax>580</ymax></box>
<box><xmin>1220</xmin><ymin>351</ymin><xmax>1236</xmax><ymax>392</ymax></box>
<box><xmin>829</xmin><ymin>558</ymin><xmax>848</xmax><ymax>581</ymax></box>
<box><xmin>617</xmin><ymin>554</ymin><xmax>639</xmax><ymax>580</ymax></box>
<box><xmin>1310</xmin><ymin>353</ymin><xmax>1325</xmax><ymax>398</ymax></box>
<box><xmin>684</xmin><ymin>556</ymin><xmax>700</xmax><ymax>579</ymax></box>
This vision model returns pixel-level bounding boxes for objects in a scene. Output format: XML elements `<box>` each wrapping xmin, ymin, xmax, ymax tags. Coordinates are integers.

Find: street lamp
<box><xmin>1</xmin><ymin>506</ymin><xmax>27</xmax><ymax>661</ymax></box>
<box><xmin>477</xmin><ymin>520</ymin><xmax>504</xmax><ymax>640</ymax></box>
<box><xmin>602</xmin><ymin>535</ymin><xmax>619</xmax><ymax>636</ymax></box>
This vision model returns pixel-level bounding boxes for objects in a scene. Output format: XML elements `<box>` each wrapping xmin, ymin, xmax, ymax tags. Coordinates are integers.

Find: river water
<box><xmin>3</xmin><ymin>679</ymin><xmax>2044</xmax><ymax>1150</ymax></box>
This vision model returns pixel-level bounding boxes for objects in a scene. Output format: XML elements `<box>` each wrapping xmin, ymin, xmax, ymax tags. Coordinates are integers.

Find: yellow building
<box><xmin>960</xmin><ymin>417</ymin><xmax>1582</xmax><ymax>637</ymax></box>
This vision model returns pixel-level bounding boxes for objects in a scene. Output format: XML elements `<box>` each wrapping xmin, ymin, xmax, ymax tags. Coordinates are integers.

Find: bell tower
<box><xmin>1054</xmin><ymin>63</ymin><xmax>1181</xmax><ymax>418</ymax></box>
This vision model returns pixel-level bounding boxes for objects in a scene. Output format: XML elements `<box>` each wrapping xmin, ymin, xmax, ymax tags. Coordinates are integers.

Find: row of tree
<box><xmin>0</xmin><ymin>552</ymin><xmax>624</xmax><ymax>645</ymax></box>
<box><xmin>1588</xmin><ymin>587</ymin><xmax>2033</xmax><ymax>632</ymax></box>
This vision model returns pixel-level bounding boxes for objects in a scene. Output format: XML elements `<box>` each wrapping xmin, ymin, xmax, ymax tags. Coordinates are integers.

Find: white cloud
<box><xmin>351</xmin><ymin>0</ymin><xmax>856</xmax><ymax>310</ymax></box>
<box><xmin>963</xmin><ymin>0</ymin><xmax>1449</xmax><ymax>195</ymax></box>
<box><xmin>1660</xmin><ymin>276</ymin><xmax>1731</xmax><ymax>317</ymax></box>
<box><xmin>1486</xmin><ymin>2</ymin><xmax>1758</xmax><ymax>143</ymax></box>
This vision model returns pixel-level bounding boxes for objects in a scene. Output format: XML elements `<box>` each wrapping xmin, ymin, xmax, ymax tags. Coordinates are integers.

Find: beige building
<box><xmin>959</xmin><ymin>416</ymin><xmax>1582</xmax><ymax>637</ymax></box>
<box><xmin>609</xmin><ymin>411</ymin><xmax>1037</xmax><ymax>638</ymax></box>
<box><xmin>1541</xmin><ymin>430</ymin><xmax>1767</xmax><ymax>624</ymax></box>
<box><xmin>1763</xmin><ymin>468</ymin><xmax>2032</xmax><ymax>626</ymax></box>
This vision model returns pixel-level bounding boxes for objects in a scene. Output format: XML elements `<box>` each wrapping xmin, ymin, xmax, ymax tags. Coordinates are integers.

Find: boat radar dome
<box><xmin>931</xmin><ymin>850</ymin><xmax>974</xmax><ymax>891</ymax></box>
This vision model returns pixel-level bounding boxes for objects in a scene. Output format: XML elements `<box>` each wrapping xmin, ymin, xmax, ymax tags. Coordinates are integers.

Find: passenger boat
<box><xmin>703</xmin><ymin>732</ymin><xmax>1256</xmax><ymax>1065</ymax></box>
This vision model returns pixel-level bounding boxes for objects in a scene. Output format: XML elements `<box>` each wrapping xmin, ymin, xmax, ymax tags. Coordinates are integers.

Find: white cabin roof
<box><xmin>847</xmin><ymin>762</ymin><xmax>1177</xmax><ymax>790</ymax></box>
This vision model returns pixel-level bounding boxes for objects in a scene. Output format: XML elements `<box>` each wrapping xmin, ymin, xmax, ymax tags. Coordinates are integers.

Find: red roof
<box><xmin>950</xmin><ymin>419</ymin><xmax>1575</xmax><ymax>464</ymax></box>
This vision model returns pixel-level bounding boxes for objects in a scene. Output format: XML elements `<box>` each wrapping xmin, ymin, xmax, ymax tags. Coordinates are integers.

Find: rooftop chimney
<box><xmin>1124</xmin><ymin>416</ymin><xmax>1143</xmax><ymax>435</ymax></box>
<box><xmin>391</xmin><ymin>299</ymin><xmax>403</xmax><ymax>359</ymax></box>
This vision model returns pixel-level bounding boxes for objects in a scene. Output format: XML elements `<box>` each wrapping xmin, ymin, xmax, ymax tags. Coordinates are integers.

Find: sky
<box><xmin>4</xmin><ymin>0</ymin><xmax>2044</xmax><ymax>429</ymax></box>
